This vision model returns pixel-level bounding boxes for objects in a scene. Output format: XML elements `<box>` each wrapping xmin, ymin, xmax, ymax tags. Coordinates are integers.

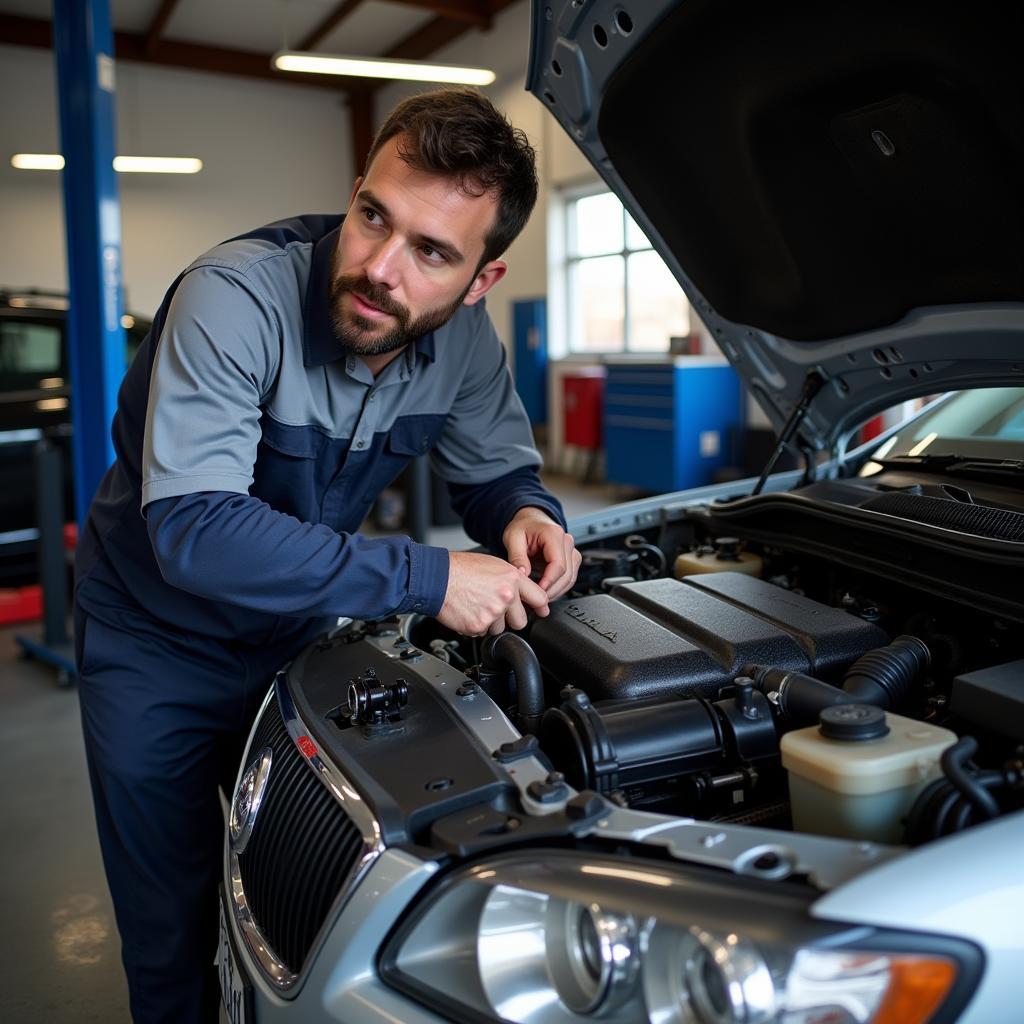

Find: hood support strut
<box><xmin>751</xmin><ymin>371</ymin><xmax>825</xmax><ymax>496</ymax></box>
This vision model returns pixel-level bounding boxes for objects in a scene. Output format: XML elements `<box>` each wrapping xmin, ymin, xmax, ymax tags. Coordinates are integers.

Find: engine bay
<box><xmin>286</xmin><ymin>489</ymin><xmax>1024</xmax><ymax>860</ymax></box>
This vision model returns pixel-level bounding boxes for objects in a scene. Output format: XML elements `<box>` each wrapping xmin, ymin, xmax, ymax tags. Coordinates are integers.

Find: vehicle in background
<box><xmin>0</xmin><ymin>289</ymin><xmax>149</xmax><ymax>585</ymax></box>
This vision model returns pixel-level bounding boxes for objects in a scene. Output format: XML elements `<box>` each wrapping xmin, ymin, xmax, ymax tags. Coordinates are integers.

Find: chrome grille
<box><xmin>234</xmin><ymin>687</ymin><xmax>365</xmax><ymax>979</ymax></box>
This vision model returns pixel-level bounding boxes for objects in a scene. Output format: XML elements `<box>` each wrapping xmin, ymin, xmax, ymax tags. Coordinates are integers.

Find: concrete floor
<box><xmin>0</xmin><ymin>472</ymin><xmax>622</xmax><ymax>1023</ymax></box>
<box><xmin>0</xmin><ymin>624</ymin><xmax>131</xmax><ymax>1022</ymax></box>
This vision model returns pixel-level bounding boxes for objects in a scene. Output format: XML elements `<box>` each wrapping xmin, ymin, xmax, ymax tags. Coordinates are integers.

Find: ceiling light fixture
<box><xmin>113</xmin><ymin>156</ymin><xmax>203</xmax><ymax>173</ymax></box>
<box><xmin>11</xmin><ymin>154</ymin><xmax>64</xmax><ymax>170</ymax></box>
<box><xmin>271</xmin><ymin>51</ymin><xmax>496</xmax><ymax>86</ymax></box>
<box><xmin>11</xmin><ymin>154</ymin><xmax>203</xmax><ymax>174</ymax></box>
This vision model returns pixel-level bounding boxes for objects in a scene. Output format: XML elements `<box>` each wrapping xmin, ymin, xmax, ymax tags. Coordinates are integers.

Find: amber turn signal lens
<box><xmin>873</xmin><ymin>956</ymin><xmax>957</xmax><ymax>1024</ymax></box>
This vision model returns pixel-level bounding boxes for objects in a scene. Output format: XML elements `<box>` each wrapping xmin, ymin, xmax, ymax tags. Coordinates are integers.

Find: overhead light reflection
<box><xmin>907</xmin><ymin>432</ymin><xmax>938</xmax><ymax>458</ymax></box>
<box><xmin>36</xmin><ymin>397</ymin><xmax>69</xmax><ymax>411</ymax></box>
<box><xmin>581</xmin><ymin>865</ymin><xmax>673</xmax><ymax>887</ymax></box>
<box><xmin>872</xmin><ymin>435</ymin><xmax>898</xmax><ymax>459</ymax></box>
<box><xmin>8</xmin><ymin>296</ymin><xmax>68</xmax><ymax>310</ymax></box>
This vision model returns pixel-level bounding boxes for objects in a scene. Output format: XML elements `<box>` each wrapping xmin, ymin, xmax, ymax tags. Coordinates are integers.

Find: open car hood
<box><xmin>527</xmin><ymin>0</ymin><xmax>1024</xmax><ymax>453</ymax></box>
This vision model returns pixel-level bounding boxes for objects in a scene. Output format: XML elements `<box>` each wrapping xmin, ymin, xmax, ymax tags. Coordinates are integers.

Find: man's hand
<box><xmin>437</xmin><ymin>550</ymin><xmax>551</xmax><ymax>636</ymax></box>
<box><xmin>503</xmin><ymin>507</ymin><xmax>582</xmax><ymax>601</ymax></box>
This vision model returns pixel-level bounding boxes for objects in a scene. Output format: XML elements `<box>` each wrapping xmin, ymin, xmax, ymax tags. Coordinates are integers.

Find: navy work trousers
<box><xmin>75</xmin><ymin>604</ymin><xmax>313</xmax><ymax>1023</ymax></box>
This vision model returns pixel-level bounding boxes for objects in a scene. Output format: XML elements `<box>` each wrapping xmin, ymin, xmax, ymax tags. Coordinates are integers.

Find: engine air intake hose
<box><xmin>742</xmin><ymin>635</ymin><xmax>930</xmax><ymax>725</ymax></box>
<box><xmin>539</xmin><ymin>684</ymin><xmax>778</xmax><ymax>796</ymax></box>
<box><xmin>481</xmin><ymin>633</ymin><xmax>546</xmax><ymax>734</ymax></box>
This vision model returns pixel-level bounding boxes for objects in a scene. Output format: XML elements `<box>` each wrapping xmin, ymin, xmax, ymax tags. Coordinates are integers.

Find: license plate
<box><xmin>218</xmin><ymin>895</ymin><xmax>253</xmax><ymax>1024</ymax></box>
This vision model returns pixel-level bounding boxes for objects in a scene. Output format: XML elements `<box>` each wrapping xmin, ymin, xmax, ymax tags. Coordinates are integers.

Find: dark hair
<box><xmin>364</xmin><ymin>87</ymin><xmax>538</xmax><ymax>265</ymax></box>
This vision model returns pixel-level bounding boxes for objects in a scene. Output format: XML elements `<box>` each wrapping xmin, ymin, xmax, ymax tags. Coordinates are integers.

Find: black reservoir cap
<box><xmin>819</xmin><ymin>703</ymin><xmax>889</xmax><ymax>741</ymax></box>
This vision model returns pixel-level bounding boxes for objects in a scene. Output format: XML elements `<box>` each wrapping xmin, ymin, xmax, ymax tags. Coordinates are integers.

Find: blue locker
<box><xmin>512</xmin><ymin>298</ymin><xmax>547</xmax><ymax>426</ymax></box>
<box><xmin>604</xmin><ymin>360</ymin><xmax>742</xmax><ymax>492</ymax></box>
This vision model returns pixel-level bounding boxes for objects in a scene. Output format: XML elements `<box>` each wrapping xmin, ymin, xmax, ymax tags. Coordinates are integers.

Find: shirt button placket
<box><xmin>353</xmin><ymin>390</ymin><xmax>376</xmax><ymax>451</ymax></box>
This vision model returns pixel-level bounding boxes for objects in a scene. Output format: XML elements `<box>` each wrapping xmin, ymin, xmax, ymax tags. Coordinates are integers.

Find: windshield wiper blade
<box><xmin>878</xmin><ymin>453</ymin><xmax>1024</xmax><ymax>475</ymax></box>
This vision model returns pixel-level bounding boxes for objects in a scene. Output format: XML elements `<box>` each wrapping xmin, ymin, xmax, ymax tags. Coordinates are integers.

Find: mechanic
<box><xmin>73</xmin><ymin>87</ymin><xmax>581</xmax><ymax>1023</ymax></box>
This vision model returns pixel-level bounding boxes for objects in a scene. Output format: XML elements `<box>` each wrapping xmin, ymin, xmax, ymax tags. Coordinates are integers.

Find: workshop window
<box><xmin>566</xmin><ymin>190</ymin><xmax>690</xmax><ymax>353</ymax></box>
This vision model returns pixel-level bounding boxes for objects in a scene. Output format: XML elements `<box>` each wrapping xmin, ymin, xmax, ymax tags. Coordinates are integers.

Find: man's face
<box><xmin>330</xmin><ymin>135</ymin><xmax>507</xmax><ymax>357</ymax></box>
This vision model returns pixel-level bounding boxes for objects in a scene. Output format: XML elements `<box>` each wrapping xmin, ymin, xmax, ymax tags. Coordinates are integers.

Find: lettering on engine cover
<box><xmin>565</xmin><ymin>604</ymin><xmax>618</xmax><ymax>643</ymax></box>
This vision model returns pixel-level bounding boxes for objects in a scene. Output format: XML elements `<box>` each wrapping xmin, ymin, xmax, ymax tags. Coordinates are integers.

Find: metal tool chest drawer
<box><xmin>603</xmin><ymin>359</ymin><xmax>741</xmax><ymax>491</ymax></box>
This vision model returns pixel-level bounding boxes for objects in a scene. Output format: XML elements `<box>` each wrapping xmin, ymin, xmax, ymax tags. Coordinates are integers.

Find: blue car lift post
<box><xmin>16</xmin><ymin>0</ymin><xmax>125</xmax><ymax>684</ymax></box>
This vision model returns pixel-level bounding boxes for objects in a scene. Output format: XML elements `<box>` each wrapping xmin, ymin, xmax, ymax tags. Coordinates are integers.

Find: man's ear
<box><xmin>346</xmin><ymin>176</ymin><xmax>364</xmax><ymax>210</ymax></box>
<box><xmin>462</xmin><ymin>259</ymin><xmax>507</xmax><ymax>306</ymax></box>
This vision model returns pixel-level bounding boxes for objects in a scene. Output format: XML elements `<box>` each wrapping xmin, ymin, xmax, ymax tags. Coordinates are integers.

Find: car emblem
<box><xmin>229</xmin><ymin>746</ymin><xmax>273</xmax><ymax>854</ymax></box>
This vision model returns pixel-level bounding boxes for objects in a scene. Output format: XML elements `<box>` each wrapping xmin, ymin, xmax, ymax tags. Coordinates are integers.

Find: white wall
<box><xmin>1</xmin><ymin>6</ymin><xmax>763</xmax><ymax>458</ymax></box>
<box><xmin>0</xmin><ymin>6</ymin><xmax>585</xmax><ymax>334</ymax></box>
<box><xmin>0</xmin><ymin>43</ymin><xmax>355</xmax><ymax>316</ymax></box>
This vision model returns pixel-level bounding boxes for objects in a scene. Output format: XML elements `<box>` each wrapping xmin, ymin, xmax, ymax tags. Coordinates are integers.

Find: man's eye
<box><xmin>420</xmin><ymin>245</ymin><xmax>447</xmax><ymax>264</ymax></box>
<box><xmin>362</xmin><ymin>208</ymin><xmax>382</xmax><ymax>225</ymax></box>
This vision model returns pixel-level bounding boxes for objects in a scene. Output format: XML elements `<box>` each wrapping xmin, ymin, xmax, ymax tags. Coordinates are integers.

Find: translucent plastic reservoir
<box><xmin>673</xmin><ymin>538</ymin><xmax>762</xmax><ymax>578</ymax></box>
<box><xmin>781</xmin><ymin>710</ymin><xmax>958</xmax><ymax>844</ymax></box>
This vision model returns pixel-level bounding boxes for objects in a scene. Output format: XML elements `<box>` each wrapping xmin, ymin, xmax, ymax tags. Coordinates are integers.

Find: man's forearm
<box><xmin>146</xmin><ymin>491</ymin><xmax>449</xmax><ymax>619</ymax></box>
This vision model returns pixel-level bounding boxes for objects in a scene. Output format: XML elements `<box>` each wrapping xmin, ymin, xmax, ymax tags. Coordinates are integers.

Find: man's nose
<box><xmin>364</xmin><ymin>237</ymin><xmax>403</xmax><ymax>290</ymax></box>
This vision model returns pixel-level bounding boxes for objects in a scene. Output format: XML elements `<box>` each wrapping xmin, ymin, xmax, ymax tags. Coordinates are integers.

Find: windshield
<box><xmin>870</xmin><ymin>388</ymin><xmax>1024</xmax><ymax>462</ymax></box>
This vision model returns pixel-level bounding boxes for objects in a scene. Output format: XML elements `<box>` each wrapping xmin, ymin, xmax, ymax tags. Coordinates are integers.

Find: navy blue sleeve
<box><xmin>447</xmin><ymin>465</ymin><xmax>568</xmax><ymax>554</ymax></box>
<box><xmin>146</xmin><ymin>491</ymin><xmax>450</xmax><ymax>619</ymax></box>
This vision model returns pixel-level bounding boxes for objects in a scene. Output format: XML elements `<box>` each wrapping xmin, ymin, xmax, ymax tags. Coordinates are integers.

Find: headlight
<box><xmin>380</xmin><ymin>852</ymin><xmax>979</xmax><ymax>1024</ymax></box>
<box><xmin>477</xmin><ymin>888</ymin><xmax>640</xmax><ymax>1016</ymax></box>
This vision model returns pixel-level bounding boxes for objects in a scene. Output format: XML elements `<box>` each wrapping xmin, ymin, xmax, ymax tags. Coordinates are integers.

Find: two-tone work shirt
<box><xmin>75</xmin><ymin>214</ymin><xmax>565</xmax><ymax>648</ymax></box>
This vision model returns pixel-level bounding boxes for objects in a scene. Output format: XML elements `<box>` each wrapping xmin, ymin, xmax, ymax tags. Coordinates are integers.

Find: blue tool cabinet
<box><xmin>603</xmin><ymin>358</ymin><xmax>742</xmax><ymax>492</ymax></box>
<box><xmin>512</xmin><ymin>298</ymin><xmax>547</xmax><ymax>425</ymax></box>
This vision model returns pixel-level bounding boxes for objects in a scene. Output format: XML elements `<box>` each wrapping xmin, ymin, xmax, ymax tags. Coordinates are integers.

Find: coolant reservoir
<box><xmin>673</xmin><ymin>537</ymin><xmax>763</xmax><ymax>578</ymax></box>
<box><xmin>780</xmin><ymin>705</ymin><xmax>957</xmax><ymax>844</ymax></box>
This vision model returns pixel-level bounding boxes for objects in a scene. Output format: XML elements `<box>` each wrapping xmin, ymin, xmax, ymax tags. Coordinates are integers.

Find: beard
<box><xmin>328</xmin><ymin>253</ymin><xmax>472</xmax><ymax>357</ymax></box>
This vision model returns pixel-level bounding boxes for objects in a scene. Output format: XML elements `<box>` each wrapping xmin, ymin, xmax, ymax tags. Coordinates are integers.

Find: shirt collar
<box><xmin>302</xmin><ymin>217</ymin><xmax>438</xmax><ymax>368</ymax></box>
<box><xmin>302</xmin><ymin>222</ymin><xmax>343</xmax><ymax>367</ymax></box>
<box><xmin>414</xmin><ymin>331</ymin><xmax>436</xmax><ymax>362</ymax></box>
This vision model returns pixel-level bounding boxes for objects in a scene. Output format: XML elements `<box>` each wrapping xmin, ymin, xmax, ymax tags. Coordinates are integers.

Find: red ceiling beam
<box><xmin>0</xmin><ymin>12</ymin><xmax>49</xmax><ymax>47</ymax></box>
<box><xmin>385</xmin><ymin>17</ymin><xmax>478</xmax><ymax>61</ymax></box>
<box><xmin>0</xmin><ymin>14</ymin><xmax>346</xmax><ymax>91</ymax></box>
<box><xmin>143</xmin><ymin>0</ymin><xmax>181</xmax><ymax>57</ymax></box>
<box><xmin>389</xmin><ymin>0</ymin><xmax>491</xmax><ymax>28</ymax></box>
<box><xmin>348</xmin><ymin>92</ymin><xmax>374</xmax><ymax>180</ymax></box>
<box><xmin>0</xmin><ymin>0</ymin><xmax>522</xmax><ymax>99</ymax></box>
<box><xmin>299</xmin><ymin>0</ymin><xmax>366</xmax><ymax>51</ymax></box>
<box><xmin>385</xmin><ymin>0</ymin><xmax>517</xmax><ymax>60</ymax></box>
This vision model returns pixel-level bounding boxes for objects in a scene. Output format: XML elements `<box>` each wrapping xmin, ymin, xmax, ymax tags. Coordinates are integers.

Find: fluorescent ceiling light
<box><xmin>112</xmin><ymin>156</ymin><xmax>202</xmax><ymax>173</ymax></box>
<box><xmin>11</xmin><ymin>153</ymin><xmax>64</xmax><ymax>170</ymax></box>
<box><xmin>272</xmin><ymin>50</ymin><xmax>496</xmax><ymax>86</ymax></box>
<box><xmin>11</xmin><ymin>154</ymin><xmax>202</xmax><ymax>174</ymax></box>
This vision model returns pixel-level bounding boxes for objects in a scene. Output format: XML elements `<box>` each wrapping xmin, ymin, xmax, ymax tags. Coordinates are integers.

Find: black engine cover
<box><xmin>529</xmin><ymin>572</ymin><xmax>887</xmax><ymax>701</ymax></box>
